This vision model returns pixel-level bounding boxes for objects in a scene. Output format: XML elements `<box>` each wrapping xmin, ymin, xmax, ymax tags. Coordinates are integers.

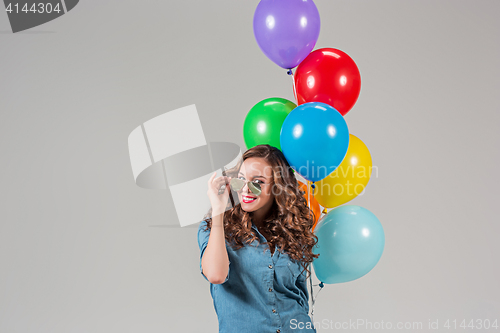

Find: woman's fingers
<box><xmin>208</xmin><ymin>173</ymin><xmax>219</xmax><ymax>193</ymax></box>
<box><xmin>214</xmin><ymin>176</ymin><xmax>228</xmax><ymax>185</ymax></box>
<box><xmin>208</xmin><ymin>171</ymin><xmax>216</xmax><ymax>184</ymax></box>
<box><xmin>208</xmin><ymin>172</ymin><xmax>232</xmax><ymax>191</ymax></box>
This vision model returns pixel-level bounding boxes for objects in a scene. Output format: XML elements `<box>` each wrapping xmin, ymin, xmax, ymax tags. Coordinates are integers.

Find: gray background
<box><xmin>1</xmin><ymin>0</ymin><xmax>499</xmax><ymax>332</ymax></box>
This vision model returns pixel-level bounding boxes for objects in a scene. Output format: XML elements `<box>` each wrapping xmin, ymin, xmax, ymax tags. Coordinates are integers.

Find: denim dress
<box><xmin>198</xmin><ymin>218</ymin><xmax>317</xmax><ymax>333</ymax></box>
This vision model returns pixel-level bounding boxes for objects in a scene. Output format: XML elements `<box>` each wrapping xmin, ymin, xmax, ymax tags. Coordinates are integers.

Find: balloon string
<box><xmin>310</xmin><ymin>181</ymin><xmax>316</xmax><ymax>221</ymax></box>
<box><xmin>307</xmin><ymin>180</ymin><xmax>321</xmax><ymax>328</ymax></box>
<box><xmin>306</xmin><ymin>181</ymin><xmax>312</xmax><ymax>320</ymax></box>
<box><xmin>287</xmin><ymin>68</ymin><xmax>298</xmax><ymax>103</ymax></box>
<box><xmin>293</xmin><ymin>73</ymin><xmax>321</xmax><ymax>326</ymax></box>
<box><xmin>309</xmin><ymin>274</ymin><xmax>324</xmax><ymax>325</ymax></box>
<box><xmin>309</xmin><ymin>269</ymin><xmax>314</xmax><ymax>326</ymax></box>
<box><xmin>307</xmin><ymin>180</ymin><xmax>311</xmax><ymax>210</ymax></box>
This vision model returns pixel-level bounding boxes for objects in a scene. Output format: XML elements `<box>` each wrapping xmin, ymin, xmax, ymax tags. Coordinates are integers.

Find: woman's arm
<box><xmin>202</xmin><ymin>172</ymin><xmax>231</xmax><ymax>284</ymax></box>
<box><xmin>201</xmin><ymin>211</ymin><xmax>230</xmax><ymax>284</ymax></box>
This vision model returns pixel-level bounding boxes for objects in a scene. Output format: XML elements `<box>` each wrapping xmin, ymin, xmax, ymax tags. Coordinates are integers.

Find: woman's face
<box><xmin>236</xmin><ymin>157</ymin><xmax>274</xmax><ymax>213</ymax></box>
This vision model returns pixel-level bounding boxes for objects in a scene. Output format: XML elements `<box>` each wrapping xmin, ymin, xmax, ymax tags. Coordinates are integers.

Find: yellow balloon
<box><xmin>313</xmin><ymin>134</ymin><xmax>373</xmax><ymax>208</ymax></box>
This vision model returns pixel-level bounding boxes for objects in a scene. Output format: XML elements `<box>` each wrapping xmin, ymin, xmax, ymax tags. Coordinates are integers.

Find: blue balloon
<box><xmin>280</xmin><ymin>102</ymin><xmax>349</xmax><ymax>182</ymax></box>
<box><xmin>312</xmin><ymin>205</ymin><xmax>385</xmax><ymax>284</ymax></box>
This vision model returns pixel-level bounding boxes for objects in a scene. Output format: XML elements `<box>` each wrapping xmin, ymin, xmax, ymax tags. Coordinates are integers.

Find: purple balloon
<box><xmin>253</xmin><ymin>0</ymin><xmax>321</xmax><ymax>70</ymax></box>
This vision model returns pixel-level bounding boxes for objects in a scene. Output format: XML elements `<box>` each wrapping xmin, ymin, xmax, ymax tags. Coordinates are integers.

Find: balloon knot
<box><xmin>319</xmin><ymin>282</ymin><xmax>324</xmax><ymax>288</ymax></box>
<box><xmin>286</xmin><ymin>69</ymin><xmax>292</xmax><ymax>75</ymax></box>
<box><xmin>311</xmin><ymin>183</ymin><xmax>316</xmax><ymax>189</ymax></box>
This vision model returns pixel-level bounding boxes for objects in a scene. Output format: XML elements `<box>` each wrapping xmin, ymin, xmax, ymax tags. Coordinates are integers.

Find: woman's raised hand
<box><xmin>207</xmin><ymin>172</ymin><xmax>232</xmax><ymax>216</ymax></box>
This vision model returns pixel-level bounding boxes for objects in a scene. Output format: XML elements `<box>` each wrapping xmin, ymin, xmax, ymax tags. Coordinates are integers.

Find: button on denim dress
<box><xmin>198</xmin><ymin>218</ymin><xmax>317</xmax><ymax>333</ymax></box>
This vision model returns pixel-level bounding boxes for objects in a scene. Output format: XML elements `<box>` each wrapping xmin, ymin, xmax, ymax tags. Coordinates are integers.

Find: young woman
<box><xmin>198</xmin><ymin>144</ymin><xmax>319</xmax><ymax>333</ymax></box>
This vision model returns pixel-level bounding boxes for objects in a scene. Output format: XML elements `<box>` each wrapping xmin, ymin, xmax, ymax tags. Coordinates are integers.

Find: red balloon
<box><xmin>294</xmin><ymin>48</ymin><xmax>361</xmax><ymax>116</ymax></box>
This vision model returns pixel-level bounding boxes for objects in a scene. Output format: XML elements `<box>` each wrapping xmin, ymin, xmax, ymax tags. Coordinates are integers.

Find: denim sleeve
<box><xmin>197</xmin><ymin>219</ymin><xmax>230</xmax><ymax>283</ymax></box>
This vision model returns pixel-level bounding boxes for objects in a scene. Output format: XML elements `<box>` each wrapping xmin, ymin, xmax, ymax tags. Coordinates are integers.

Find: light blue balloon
<box><xmin>312</xmin><ymin>205</ymin><xmax>385</xmax><ymax>284</ymax></box>
<box><xmin>280</xmin><ymin>102</ymin><xmax>349</xmax><ymax>182</ymax></box>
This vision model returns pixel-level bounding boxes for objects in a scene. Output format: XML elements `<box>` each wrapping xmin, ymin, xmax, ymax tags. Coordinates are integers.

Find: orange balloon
<box><xmin>298</xmin><ymin>181</ymin><xmax>321</xmax><ymax>231</ymax></box>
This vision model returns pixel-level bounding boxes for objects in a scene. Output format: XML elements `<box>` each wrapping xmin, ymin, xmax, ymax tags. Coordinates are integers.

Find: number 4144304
<box><xmin>5</xmin><ymin>2</ymin><xmax>62</xmax><ymax>14</ymax></box>
<box><xmin>444</xmin><ymin>319</ymin><xmax>498</xmax><ymax>329</ymax></box>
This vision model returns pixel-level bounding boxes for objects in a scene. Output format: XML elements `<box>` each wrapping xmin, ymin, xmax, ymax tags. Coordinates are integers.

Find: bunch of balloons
<box><xmin>243</xmin><ymin>0</ymin><xmax>385</xmax><ymax>285</ymax></box>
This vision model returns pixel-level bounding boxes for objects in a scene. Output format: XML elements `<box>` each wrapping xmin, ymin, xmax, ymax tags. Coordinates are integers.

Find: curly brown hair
<box><xmin>202</xmin><ymin>144</ymin><xmax>319</xmax><ymax>279</ymax></box>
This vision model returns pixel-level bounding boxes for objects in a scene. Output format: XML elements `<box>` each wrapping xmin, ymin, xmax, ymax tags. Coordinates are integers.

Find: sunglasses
<box><xmin>230</xmin><ymin>178</ymin><xmax>268</xmax><ymax>196</ymax></box>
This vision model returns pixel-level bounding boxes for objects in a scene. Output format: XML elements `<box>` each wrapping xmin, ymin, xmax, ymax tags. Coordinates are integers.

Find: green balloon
<box><xmin>243</xmin><ymin>97</ymin><xmax>297</xmax><ymax>150</ymax></box>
